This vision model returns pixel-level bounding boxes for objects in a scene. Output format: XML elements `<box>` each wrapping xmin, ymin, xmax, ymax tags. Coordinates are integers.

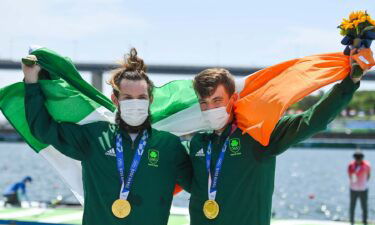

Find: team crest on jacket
<box><xmin>148</xmin><ymin>149</ymin><xmax>159</xmax><ymax>167</ymax></box>
<box><xmin>229</xmin><ymin>138</ymin><xmax>241</xmax><ymax>156</ymax></box>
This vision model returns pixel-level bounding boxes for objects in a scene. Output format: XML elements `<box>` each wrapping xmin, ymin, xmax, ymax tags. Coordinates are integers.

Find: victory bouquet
<box><xmin>339</xmin><ymin>10</ymin><xmax>375</xmax><ymax>77</ymax></box>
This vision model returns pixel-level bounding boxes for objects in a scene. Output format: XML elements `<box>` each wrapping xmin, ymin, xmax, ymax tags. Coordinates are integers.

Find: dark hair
<box><xmin>23</xmin><ymin>176</ymin><xmax>32</xmax><ymax>183</ymax></box>
<box><xmin>193</xmin><ymin>68</ymin><xmax>235</xmax><ymax>98</ymax></box>
<box><xmin>108</xmin><ymin>48</ymin><xmax>154</xmax><ymax>98</ymax></box>
<box><xmin>353</xmin><ymin>152</ymin><xmax>364</xmax><ymax>160</ymax></box>
<box><xmin>107</xmin><ymin>48</ymin><xmax>154</xmax><ymax>132</ymax></box>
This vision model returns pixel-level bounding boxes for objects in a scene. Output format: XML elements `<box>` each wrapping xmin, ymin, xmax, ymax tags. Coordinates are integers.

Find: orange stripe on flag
<box><xmin>173</xmin><ymin>184</ymin><xmax>183</xmax><ymax>195</ymax></box>
<box><xmin>235</xmin><ymin>52</ymin><xmax>350</xmax><ymax>146</ymax></box>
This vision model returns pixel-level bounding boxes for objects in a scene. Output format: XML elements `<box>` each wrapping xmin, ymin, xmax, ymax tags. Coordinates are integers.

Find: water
<box><xmin>0</xmin><ymin>142</ymin><xmax>374</xmax><ymax>221</ymax></box>
<box><xmin>273</xmin><ymin>148</ymin><xmax>375</xmax><ymax>221</ymax></box>
<box><xmin>0</xmin><ymin>143</ymin><xmax>74</xmax><ymax>202</ymax></box>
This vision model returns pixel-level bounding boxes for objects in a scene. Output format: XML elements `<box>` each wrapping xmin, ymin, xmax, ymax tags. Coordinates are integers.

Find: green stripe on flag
<box><xmin>0</xmin><ymin>83</ymin><xmax>48</xmax><ymax>152</ymax></box>
<box><xmin>40</xmin><ymin>79</ymin><xmax>103</xmax><ymax>123</ymax></box>
<box><xmin>151</xmin><ymin>80</ymin><xmax>198</xmax><ymax>123</ymax></box>
<box><xmin>31</xmin><ymin>48</ymin><xmax>116</xmax><ymax>113</ymax></box>
<box><xmin>0</xmin><ymin>78</ymin><xmax>107</xmax><ymax>152</ymax></box>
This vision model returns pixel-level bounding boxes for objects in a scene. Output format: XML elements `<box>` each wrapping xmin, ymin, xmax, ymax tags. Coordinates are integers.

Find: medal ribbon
<box><xmin>115</xmin><ymin>130</ymin><xmax>148</xmax><ymax>200</ymax></box>
<box><xmin>205</xmin><ymin>124</ymin><xmax>237</xmax><ymax>201</ymax></box>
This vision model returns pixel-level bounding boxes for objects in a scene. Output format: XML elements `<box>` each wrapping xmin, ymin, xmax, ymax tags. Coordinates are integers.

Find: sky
<box><xmin>1</xmin><ymin>0</ymin><xmax>375</xmax><ymax>94</ymax></box>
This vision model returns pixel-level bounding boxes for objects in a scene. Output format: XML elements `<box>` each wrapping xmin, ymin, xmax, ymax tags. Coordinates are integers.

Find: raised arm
<box><xmin>23</xmin><ymin>64</ymin><xmax>90</xmax><ymax>161</ymax></box>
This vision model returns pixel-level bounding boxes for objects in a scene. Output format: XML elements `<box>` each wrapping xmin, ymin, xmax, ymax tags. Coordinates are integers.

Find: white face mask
<box><xmin>119</xmin><ymin>99</ymin><xmax>149</xmax><ymax>126</ymax></box>
<box><xmin>202</xmin><ymin>106</ymin><xmax>230</xmax><ymax>131</ymax></box>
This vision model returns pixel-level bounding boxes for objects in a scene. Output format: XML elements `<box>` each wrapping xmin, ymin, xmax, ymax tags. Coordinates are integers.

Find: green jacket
<box><xmin>24</xmin><ymin>83</ymin><xmax>193</xmax><ymax>225</ymax></box>
<box><xmin>188</xmin><ymin>76</ymin><xmax>359</xmax><ymax>225</ymax></box>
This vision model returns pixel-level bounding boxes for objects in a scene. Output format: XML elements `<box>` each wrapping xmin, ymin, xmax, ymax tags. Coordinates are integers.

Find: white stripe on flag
<box><xmin>153</xmin><ymin>103</ymin><xmax>209</xmax><ymax>136</ymax></box>
<box><xmin>77</xmin><ymin>106</ymin><xmax>115</xmax><ymax>125</ymax></box>
<box><xmin>40</xmin><ymin>146</ymin><xmax>84</xmax><ymax>204</ymax></box>
<box><xmin>39</xmin><ymin>107</ymin><xmax>116</xmax><ymax>205</ymax></box>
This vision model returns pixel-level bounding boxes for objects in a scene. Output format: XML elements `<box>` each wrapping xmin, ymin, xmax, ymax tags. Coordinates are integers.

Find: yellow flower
<box><xmin>344</xmin><ymin>22</ymin><xmax>354</xmax><ymax>30</ymax></box>
<box><xmin>349</xmin><ymin>11</ymin><xmax>358</xmax><ymax>21</ymax></box>
<box><xmin>339</xmin><ymin>11</ymin><xmax>373</xmax><ymax>33</ymax></box>
<box><xmin>342</xmin><ymin>18</ymin><xmax>350</xmax><ymax>24</ymax></box>
<box><xmin>340</xmin><ymin>18</ymin><xmax>354</xmax><ymax>30</ymax></box>
<box><xmin>356</xmin><ymin>11</ymin><xmax>366</xmax><ymax>19</ymax></box>
<box><xmin>349</xmin><ymin>10</ymin><xmax>366</xmax><ymax>22</ymax></box>
<box><xmin>340</xmin><ymin>19</ymin><xmax>352</xmax><ymax>30</ymax></box>
<box><xmin>341</xmin><ymin>19</ymin><xmax>347</xmax><ymax>26</ymax></box>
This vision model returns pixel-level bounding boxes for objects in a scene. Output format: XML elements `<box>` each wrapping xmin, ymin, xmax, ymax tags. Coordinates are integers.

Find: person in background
<box><xmin>348</xmin><ymin>150</ymin><xmax>371</xmax><ymax>225</ymax></box>
<box><xmin>2</xmin><ymin>176</ymin><xmax>32</xmax><ymax>207</ymax></box>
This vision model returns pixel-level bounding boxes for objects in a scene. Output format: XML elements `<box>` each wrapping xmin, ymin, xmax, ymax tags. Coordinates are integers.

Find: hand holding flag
<box><xmin>22</xmin><ymin>58</ymin><xmax>41</xmax><ymax>83</ymax></box>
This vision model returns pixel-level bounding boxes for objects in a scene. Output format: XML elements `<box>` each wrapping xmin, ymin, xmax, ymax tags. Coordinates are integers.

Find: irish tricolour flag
<box><xmin>0</xmin><ymin>46</ymin><xmax>352</xmax><ymax>203</ymax></box>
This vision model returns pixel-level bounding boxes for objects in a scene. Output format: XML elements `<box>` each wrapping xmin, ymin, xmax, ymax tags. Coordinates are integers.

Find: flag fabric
<box><xmin>0</xmin><ymin>47</ymin><xmax>353</xmax><ymax>203</ymax></box>
<box><xmin>235</xmin><ymin>52</ymin><xmax>351</xmax><ymax>146</ymax></box>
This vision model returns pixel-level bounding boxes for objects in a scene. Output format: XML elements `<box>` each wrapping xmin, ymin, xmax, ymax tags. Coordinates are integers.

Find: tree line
<box><xmin>289</xmin><ymin>90</ymin><xmax>375</xmax><ymax>118</ymax></box>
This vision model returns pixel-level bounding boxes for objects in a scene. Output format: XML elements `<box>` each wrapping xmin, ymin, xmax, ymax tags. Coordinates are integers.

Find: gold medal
<box><xmin>112</xmin><ymin>199</ymin><xmax>131</xmax><ymax>218</ymax></box>
<box><xmin>203</xmin><ymin>200</ymin><xmax>219</xmax><ymax>219</ymax></box>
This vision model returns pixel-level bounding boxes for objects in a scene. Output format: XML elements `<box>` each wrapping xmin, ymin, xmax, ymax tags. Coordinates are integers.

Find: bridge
<box><xmin>1</xmin><ymin>59</ymin><xmax>374</xmax><ymax>91</ymax></box>
<box><xmin>0</xmin><ymin>59</ymin><xmax>261</xmax><ymax>91</ymax></box>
